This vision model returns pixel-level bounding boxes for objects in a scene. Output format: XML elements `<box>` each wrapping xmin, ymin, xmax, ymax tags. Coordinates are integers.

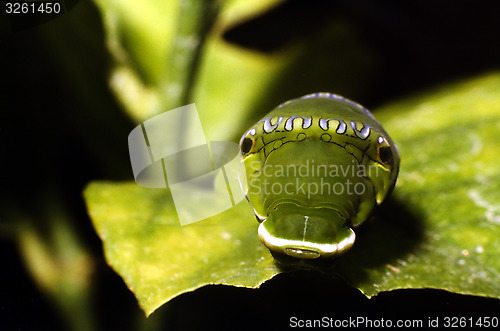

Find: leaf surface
<box><xmin>85</xmin><ymin>73</ymin><xmax>500</xmax><ymax>315</ymax></box>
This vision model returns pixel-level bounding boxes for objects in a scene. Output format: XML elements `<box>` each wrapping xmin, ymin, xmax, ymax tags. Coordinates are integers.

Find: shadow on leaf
<box><xmin>272</xmin><ymin>195</ymin><xmax>424</xmax><ymax>286</ymax></box>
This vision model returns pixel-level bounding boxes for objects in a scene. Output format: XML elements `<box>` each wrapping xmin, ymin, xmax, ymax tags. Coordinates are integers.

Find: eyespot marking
<box><xmin>319</xmin><ymin>118</ymin><xmax>329</xmax><ymax>130</ymax></box>
<box><xmin>273</xmin><ymin>140</ymin><xmax>283</xmax><ymax>149</ymax></box>
<box><xmin>302</xmin><ymin>117</ymin><xmax>312</xmax><ymax>129</ymax></box>
<box><xmin>336</xmin><ymin>120</ymin><xmax>347</xmax><ymax>134</ymax></box>
<box><xmin>240</xmin><ymin>137</ymin><xmax>254</xmax><ymax>154</ymax></box>
<box><xmin>284</xmin><ymin>116</ymin><xmax>298</xmax><ymax>131</ymax></box>
<box><xmin>345</xmin><ymin>144</ymin><xmax>355</xmax><ymax>154</ymax></box>
<box><xmin>351</xmin><ymin>121</ymin><xmax>371</xmax><ymax>139</ymax></box>
<box><xmin>379</xmin><ymin>146</ymin><xmax>393</xmax><ymax>164</ymax></box>
<box><xmin>320</xmin><ymin>133</ymin><xmax>332</xmax><ymax>142</ymax></box>
<box><xmin>263</xmin><ymin>116</ymin><xmax>283</xmax><ymax>133</ymax></box>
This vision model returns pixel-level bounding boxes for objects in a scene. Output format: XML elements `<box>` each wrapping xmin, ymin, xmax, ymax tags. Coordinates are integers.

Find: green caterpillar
<box><xmin>239</xmin><ymin>93</ymin><xmax>400</xmax><ymax>259</ymax></box>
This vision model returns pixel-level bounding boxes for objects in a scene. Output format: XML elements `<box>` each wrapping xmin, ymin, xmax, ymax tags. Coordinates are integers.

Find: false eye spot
<box><xmin>241</xmin><ymin>137</ymin><xmax>254</xmax><ymax>154</ymax></box>
<box><xmin>378</xmin><ymin>146</ymin><xmax>393</xmax><ymax>165</ymax></box>
<box><xmin>320</xmin><ymin>133</ymin><xmax>332</xmax><ymax>142</ymax></box>
<box><xmin>296</xmin><ymin>133</ymin><xmax>307</xmax><ymax>141</ymax></box>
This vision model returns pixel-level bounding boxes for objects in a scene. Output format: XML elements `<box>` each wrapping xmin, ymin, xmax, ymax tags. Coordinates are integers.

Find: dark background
<box><xmin>1</xmin><ymin>0</ymin><xmax>500</xmax><ymax>330</ymax></box>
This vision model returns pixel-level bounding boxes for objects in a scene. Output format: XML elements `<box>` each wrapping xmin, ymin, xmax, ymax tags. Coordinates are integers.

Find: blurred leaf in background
<box><xmin>2</xmin><ymin>1</ymin><xmax>134</xmax><ymax>330</ymax></box>
<box><xmin>94</xmin><ymin>0</ymin><xmax>379</xmax><ymax>138</ymax></box>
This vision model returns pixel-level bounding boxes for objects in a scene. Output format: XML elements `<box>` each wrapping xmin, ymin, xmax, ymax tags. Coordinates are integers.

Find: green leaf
<box><xmin>346</xmin><ymin>72</ymin><xmax>500</xmax><ymax>297</ymax></box>
<box><xmin>85</xmin><ymin>72</ymin><xmax>500</xmax><ymax>316</ymax></box>
<box><xmin>85</xmin><ymin>183</ymin><xmax>279</xmax><ymax>316</ymax></box>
